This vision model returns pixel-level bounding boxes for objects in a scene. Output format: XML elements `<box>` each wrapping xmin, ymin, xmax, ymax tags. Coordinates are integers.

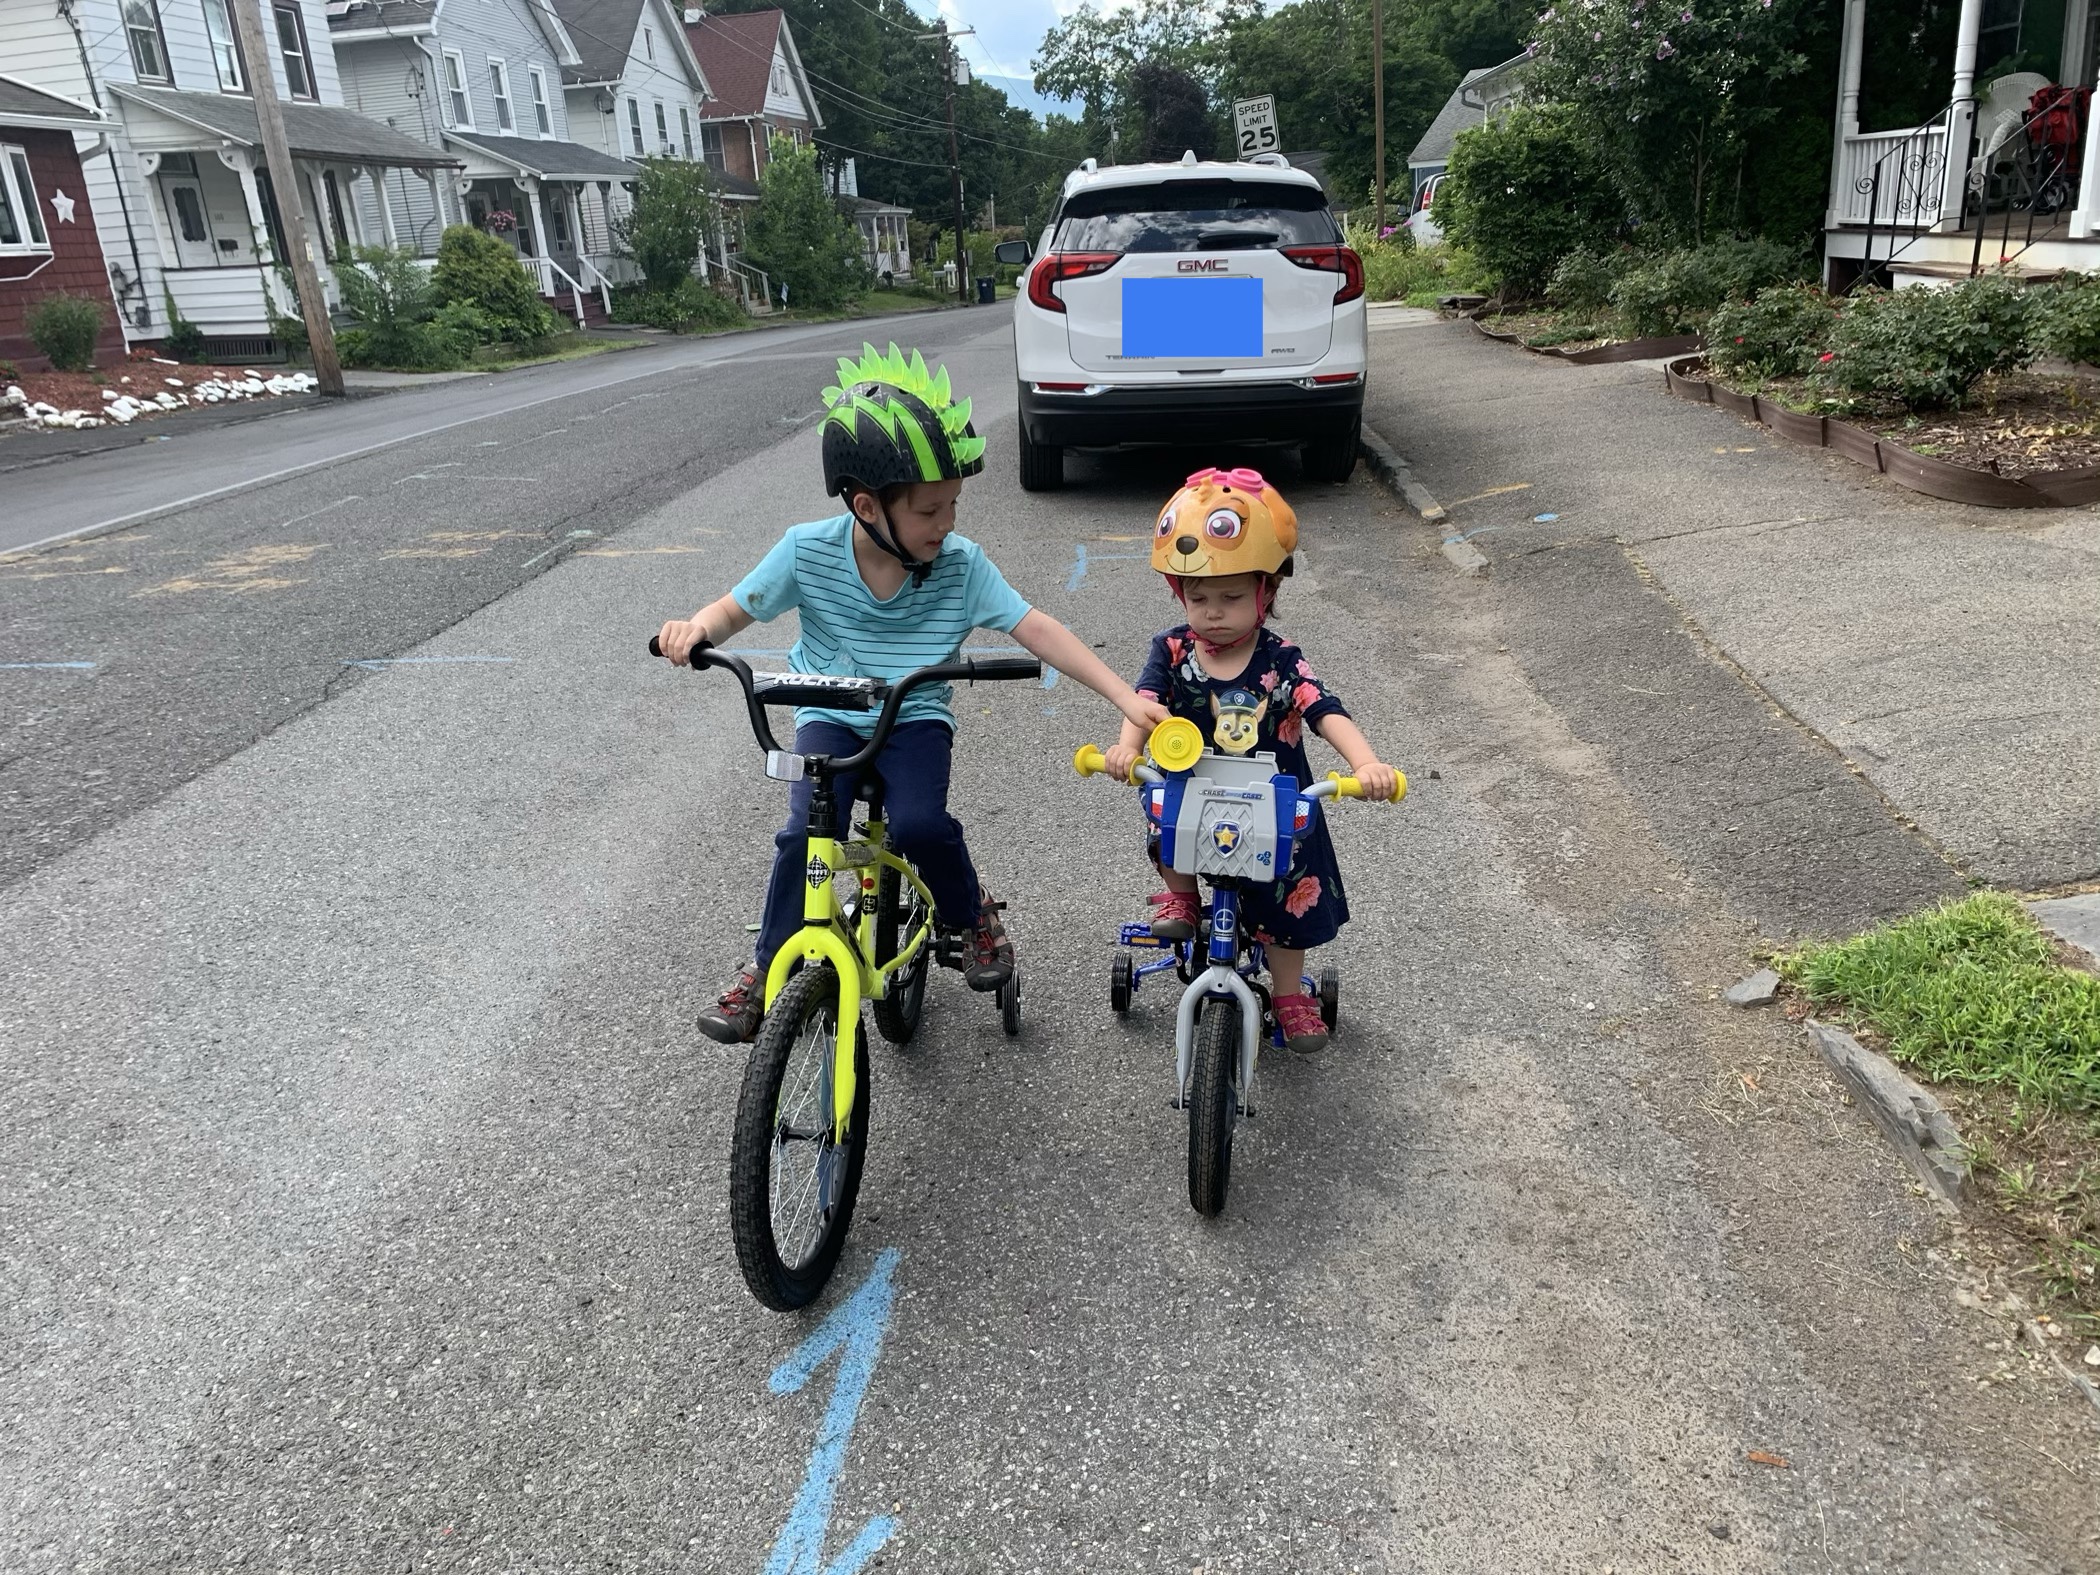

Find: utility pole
<box><xmin>1372</xmin><ymin>0</ymin><xmax>1386</xmax><ymax>237</ymax></box>
<box><xmin>940</xmin><ymin>21</ymin><xmax>969</xmax><ymax>305</ymax></box>
<box><xmin>229</xmin><ymin>0</ymin><xmax>342</xmax><ymax>395</ymax></box>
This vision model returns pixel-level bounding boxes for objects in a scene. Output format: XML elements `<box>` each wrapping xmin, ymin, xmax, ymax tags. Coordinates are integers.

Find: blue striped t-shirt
<box><xmin>730</xmin><ymin>513</ymin><xmax>1033</xmax><ymax>736</ymax></box>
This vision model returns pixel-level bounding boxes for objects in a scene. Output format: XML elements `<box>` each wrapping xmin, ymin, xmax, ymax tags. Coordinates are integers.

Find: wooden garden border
<box><xmin>1660</xmin><ymin>355</ymin><xmax>2100</xmax><ymax>509</ymax></box>
<box><xmin>1469</xmin><ymin>316</ymin><xmax>1704</xmax><ymax>364</ymax></box>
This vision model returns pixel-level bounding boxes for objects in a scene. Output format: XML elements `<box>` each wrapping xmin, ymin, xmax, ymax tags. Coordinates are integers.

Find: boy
<box><xmin>655</xmin><ymin>344</ymin><xmax>1166</xmax><ymax>1042</ymax></box>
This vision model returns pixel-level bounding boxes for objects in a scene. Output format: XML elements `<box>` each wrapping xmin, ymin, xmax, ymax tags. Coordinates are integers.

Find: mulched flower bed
<box><xmin>1</xmin><ymin>357</ymin><xmax>317</xmax><ymax>431</ymax></box>
<box><xmin>1665</xmin><ymin>359</ymin><xmax>2100</xmax><ymax>507</ymax></box>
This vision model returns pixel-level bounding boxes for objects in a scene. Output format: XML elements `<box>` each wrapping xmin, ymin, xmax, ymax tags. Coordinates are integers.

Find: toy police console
<box><xmin>1148</xmin><ymin>749</ymin><xmax>1311</xmax><ymax>885</ymax></box>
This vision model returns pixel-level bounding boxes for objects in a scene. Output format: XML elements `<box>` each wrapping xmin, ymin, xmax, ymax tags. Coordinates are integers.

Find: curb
<box><xmin>1360</xmin><ymin>421</ymin><xmax>1486</xmax><ymax>578</ymax></box>
<box><xmin>1807</xmin><ymin>1020</ymin><xmax>1970</xmax><ymax>1204</ymax></box>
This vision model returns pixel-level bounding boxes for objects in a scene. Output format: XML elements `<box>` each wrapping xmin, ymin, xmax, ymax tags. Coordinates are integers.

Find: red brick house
<box><xmin>0</xmin><ymin>75</ymin><xmax>124</xmax><ymax>371</ymax></box>
<box><xmin>684</xmin><ymin>8</ymin><xmax>821</xmax><ymax>185</ymax></box>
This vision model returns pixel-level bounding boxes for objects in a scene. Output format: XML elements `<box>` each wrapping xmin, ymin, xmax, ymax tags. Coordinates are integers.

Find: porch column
<box><xmin>372</xmin><ymin>167</ymin><xmax>401</xmax><ymax>250</ymax></box>
<box><xmin>1941</xmin><ymin>0</ymin><xmax>1989</xmax><ymax>230</ymax></box>
<box><xmin>134</xmin><ymin>149</ymin><xmax>181</xmax><ymax>272</ymax></box>
<box><xmin>421</xmin><ymin>170</ymin><xmax>447</xmax><ymax>249</ymax></box>
<box><xmin>522</xmin><ymin>177</ymin><xmax>549</xmax><ymax>258</ymax></box>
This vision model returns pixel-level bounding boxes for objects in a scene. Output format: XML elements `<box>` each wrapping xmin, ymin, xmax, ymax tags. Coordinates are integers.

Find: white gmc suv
<box><xmin>996</xmin><ymin>153</ymin><xmax>1366</xmax><ymax>492</ymax></box>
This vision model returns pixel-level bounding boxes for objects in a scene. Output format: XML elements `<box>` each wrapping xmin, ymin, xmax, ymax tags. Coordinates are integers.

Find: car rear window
<box><xmin>1050</xmin><ymin>179</ymin><xmax>1338</xmax><ymax>254</ymax></box>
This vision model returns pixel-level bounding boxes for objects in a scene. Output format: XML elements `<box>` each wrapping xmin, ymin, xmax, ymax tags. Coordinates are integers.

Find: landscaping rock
<box><xmin>1725</xmin><ymin>968</ymin><xmax>1781</xmax><ymax>1006</ymax></box>
<box><xmin>1808</xmin><ymin>1021</ymin><xmax>1970</xmax><ymax>1204</ymax></box>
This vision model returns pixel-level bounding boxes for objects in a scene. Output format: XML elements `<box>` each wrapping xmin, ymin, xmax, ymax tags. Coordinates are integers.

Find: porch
<box><xmin>1826</xmin><ymin>0</ymin><xmax>2100</xmax><ymax>284</ymax></box>
<box><xmin>108</xmin><ymin>85</ymin><xmax>460</xmax><ymax>348</ymax></box>
<box><xmin>442</xmin><ymin>133</ymin><xmax>641</xmax><ymax>327</ymax></box>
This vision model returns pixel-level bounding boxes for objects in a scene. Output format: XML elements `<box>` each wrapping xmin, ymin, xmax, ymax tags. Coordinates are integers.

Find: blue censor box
<box><xmin>1122</xmin><ymin>276</ymin><xmax>1263</xmax><ymax>358</ymax></box>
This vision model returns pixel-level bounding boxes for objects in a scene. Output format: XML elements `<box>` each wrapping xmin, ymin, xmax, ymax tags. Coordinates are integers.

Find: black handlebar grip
<box><xmin>966</xmin><ymin>656</ymin><xmax>1043</xmax><ymax>681</ymax></box>
<box><xmin>647</xmin><ymin>635</ymin><xmax>663</xmax><ymax>657</ymax></box>
<box><xmin>647</xmin><ymin>635</ymin><xmax>714</xmax><ymax>669</ymax></box>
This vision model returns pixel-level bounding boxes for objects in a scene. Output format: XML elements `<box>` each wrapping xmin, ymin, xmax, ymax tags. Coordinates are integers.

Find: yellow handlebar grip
<box><xmin>1327</xmin><ymin>770</ymin><xmax>1409</xmax><ymax>803</ymax></box>
<box><xmin>1074</xmin><ymin>744</ymin><xmax>1107</xmax><ymax>777</ymax></box>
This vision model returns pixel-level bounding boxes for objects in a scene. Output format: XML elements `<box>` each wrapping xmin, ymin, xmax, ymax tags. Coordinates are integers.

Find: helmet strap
<box><xmin>1166</xmin><ymin>572</ymin><xmax>1273</xmax><ymax>657</ymax></box>
<box><xmin>853</xmin><ymin>490</ymin><xmax>934</xmax><ymax>586</ymax></box>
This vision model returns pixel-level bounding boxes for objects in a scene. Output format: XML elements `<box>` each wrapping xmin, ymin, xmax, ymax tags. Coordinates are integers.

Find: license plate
<box><xmin>1121</xmin><ymin>276</ymin><xmax>1263</xmax><ymax>358</ymax></box>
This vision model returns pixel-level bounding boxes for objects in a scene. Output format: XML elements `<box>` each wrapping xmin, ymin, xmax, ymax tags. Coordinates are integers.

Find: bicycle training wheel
<box><xmin>729</xmin><ymin>963</ymin><xmax>870</xmax><ymax>1311</ymax></box>
<box><xmin>870</xmin><ymin>863</ymin><xmax>928</xmax><ymax>1047</ymax></box>
<box><xmin>1187</xmin><ymin>993</ymin><xmax>1239</xmax><ymax>1216</ymax></box>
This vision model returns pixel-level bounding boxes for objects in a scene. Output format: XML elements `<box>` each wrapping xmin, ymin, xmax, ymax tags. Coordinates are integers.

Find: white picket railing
<box><xmin>1835</xmin><ymin>123</ymin><xmax>1951</xmax><ymax>226</ymax></box>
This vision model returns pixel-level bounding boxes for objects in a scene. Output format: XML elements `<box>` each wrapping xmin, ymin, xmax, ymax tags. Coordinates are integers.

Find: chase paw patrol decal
<box><xmin>1209</xmin><ymin>685</ymin><xmax>1269</xmax><ymax>754</ymax></box>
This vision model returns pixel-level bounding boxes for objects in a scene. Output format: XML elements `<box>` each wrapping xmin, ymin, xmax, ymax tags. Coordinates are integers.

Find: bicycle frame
<box><xmin>1172</xmin><ymin>883</ymin><xmax>1267</xmax><ymax>1118</ymax></box>
<box><xmin>763</xmin><ymin>810</ymin><xmax>939</xmax><ymax>1142</ymax></box>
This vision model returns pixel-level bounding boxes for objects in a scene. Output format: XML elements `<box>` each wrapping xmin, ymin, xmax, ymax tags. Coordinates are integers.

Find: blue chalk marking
<box><xmin>1441</xmin><ymin>526</ymin><xmax>1498</xmax><ymax>545</ymax></box>
<box><xmin>1066</xmin><ymin>542</ymin><xmax>1089</xmax><ymax>592</ymax></box>
<box><xmin>1532</xmin><ymin>512</ymin><xmax>1560</xmax><ymax>523</ymax></box>
<box><xmin>764</xmin><ymin>1248</ymin><xmax>903</xmax><ymax>1575</ymax></box>
<box><xmin>0</xmin><ymin>661</ymin><xmax>95</xmax><ymax>670</ymax></box>
<box><xmin>344</xmin><ymin>656</ymin><xmax>515</xmax><ymax>670</ymax></box>
<box><xmin>1121</xmin><ymin>277</ymin><xmax>1263</xmax><ymax>358</ymax></box>
<box><xmin>1066</xmin><ymin>543</ymin><xmax>1147</xmax><ymax>591</ymax></box>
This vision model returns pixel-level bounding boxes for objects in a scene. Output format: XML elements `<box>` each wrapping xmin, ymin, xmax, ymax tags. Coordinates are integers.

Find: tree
<box><xmin>743</xmin><ymin>134</ymin><xmax>868</xmax><ymax>309</ymax></box>
<box><xmin>1525</xmin><ymin>0</ymin><xmax>1814</xmax><ymax>246</ymax></box>
<box><xmin>614</xmin><ymin>157</ymin><xmax>722</xmax><ymax>291</ymax></box>
<box><xmin>1131</xmin><ymin>60</ymin><xmax>1216</xmax><ymax>160</ymax></box>
<box><xmin>1440</xmin><ymin>103</ymin><xmax>1622</xmax><ymax>295</ymax></box>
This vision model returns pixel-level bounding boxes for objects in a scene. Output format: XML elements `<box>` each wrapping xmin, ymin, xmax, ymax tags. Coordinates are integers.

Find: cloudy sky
<box><xmin>887</xmin><ymin>0</ymin><xmax>1107</xmax><ymax>110</ymax></box>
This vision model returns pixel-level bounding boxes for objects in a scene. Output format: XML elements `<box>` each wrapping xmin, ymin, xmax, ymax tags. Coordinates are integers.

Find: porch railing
<box><xmin>1844</xmin><ymin>103</ymin><xmax>1955</xmax><ymax>275</ymax></box>
<box><xmin>523</xmin><ymin>253</ymin><xmax>590</xmax><ymax>326</ymax></box>
<box><xmin>578</xmin><ymin>255</ymin><xmax>617</xmax><ymax>317</ymax></box>
<box><xmin>1967</xmin><ymin>91</ymin><xmax>2086</xmax><ymax>274</ymax></box>
<box><xmin>711</xmin><ymin>248</ymin><xmax>774</xmax><ymax>314</ymax></box>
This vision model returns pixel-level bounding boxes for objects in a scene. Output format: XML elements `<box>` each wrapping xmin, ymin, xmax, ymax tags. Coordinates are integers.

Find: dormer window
<box><xmin>770</xmin><ymin>58</ymin><xmax>789</xmax><ymax>97</ymax></box>
<box><xmin>644</xmin><ymin>26</ymin><xmax>655</xmax><ymax>61</ymax></box>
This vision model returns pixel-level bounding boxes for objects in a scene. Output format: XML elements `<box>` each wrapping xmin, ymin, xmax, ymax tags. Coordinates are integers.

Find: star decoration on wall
<box><xmin>48</xmin><ymin>189</ymin><xmax>76</xmax><ymax>224</ymax></box>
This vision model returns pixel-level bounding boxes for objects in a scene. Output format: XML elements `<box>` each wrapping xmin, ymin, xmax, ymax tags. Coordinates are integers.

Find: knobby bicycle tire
<box><xmin>1188</xmin><ymin>994</ymin><xmax>1239</xmax><ymax>1216</ymax></box>
<box><xmin>729</xmin><ymin>964</ymin><xmax>870</xmax><ymax>1310</ymax></box>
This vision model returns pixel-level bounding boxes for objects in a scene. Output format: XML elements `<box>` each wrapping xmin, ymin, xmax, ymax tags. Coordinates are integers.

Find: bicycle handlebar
<box><xmin>649</xmin><ymin>636</ymin><xmax>1042</xmax><ymax>770</ymax></box>
<box><xmin>1072</xmin><ymin>744</ymin><xmax>1406</xmax><ymax>804</ymax></box>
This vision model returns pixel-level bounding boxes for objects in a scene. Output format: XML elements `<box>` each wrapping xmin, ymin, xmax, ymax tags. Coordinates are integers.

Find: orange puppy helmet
<box><xmin>1151</xmin><ymin>466</ymin><xmax>1298</xmax><ymax>580</ymax></box>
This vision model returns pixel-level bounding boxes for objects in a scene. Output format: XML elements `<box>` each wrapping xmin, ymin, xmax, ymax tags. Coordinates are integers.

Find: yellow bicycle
<box><xmin>653</xmin><ymin>637</ymin><xmax>1039</xmax><ymax>1309</ymax></box>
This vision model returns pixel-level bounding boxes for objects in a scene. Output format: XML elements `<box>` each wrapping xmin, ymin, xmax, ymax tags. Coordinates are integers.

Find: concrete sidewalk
<box><xmin>1362</xmin><ymin>314</ymin><xmax>2100</xmax><ymax>893</ymax></box>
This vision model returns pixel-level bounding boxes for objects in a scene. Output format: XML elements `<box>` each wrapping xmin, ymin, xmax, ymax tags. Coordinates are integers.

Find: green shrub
<box><xmin>613</xmin><ymin>158</ymin><xmax>722</xmax><ymax>293</ymax></box>
<box><xmin>2035</xmin><ymin>271</ymin><xmax>2100</xmax><ymax>365</ymax></box>
<box><xmin>27</xmin><ymin>292</ymin><xmax>105</xmax><ymax>371</ymax></box>
<box><xmin>1606</xmin><ymin>240</ymin><xmax>1808</xmax><ymax>339</ymax></box>
<box><xmin>1545</xmin><ymin>248</ymin><xmax>1618</xmax><ymax>313</ymax></box>
<box><xmin>431</xmin><ymin>225</ymin><xmax>558</xmax><ymax>344</ymax></box>
<box><xmin>1346</xmin><ymin>230</ymin><xmax>1496</xmax><ymax>306</ymax></box>
<box><xmin>744</xmin><ymin>136</ymin><xmax>868</xmax><ymax>310</ymax></box>
<box><xmin>1700</xmin><ymin>236</ymin><xmax>1806</xmax><ymax>303</ymax></box>
<box><xmin>612</xmin><ymin>275</ymin><xmax>744</xmax><ymax>332</ymax></box>
<box><xmin>336</xmin><ymin>244</ymin><xmax>468</xmax><ymax>370</ymax></box>
<box><xmin>161</xmin><ymin>293</ymin><xmax>206</xmax><ymax>361</ymax></box>
<box><xmin>1814</xmin><ymin>277</ymin><xmax>2040</xmax><ymax>410</ymax></box>
<box><xmin>1439</xmin><ymin>103</ymin><xmax>1622</xmax><ymax>298</ymax></box>
<box><xmin>1707</xmin><ymin>283</ymin><xmax>1843</xmax><ymax>378</ymax></box>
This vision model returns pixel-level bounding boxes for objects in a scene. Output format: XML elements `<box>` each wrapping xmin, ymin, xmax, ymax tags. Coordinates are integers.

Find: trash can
<box><xmin>975</xmin><ymin>275</ymin><xmax>996</xmax><ymax>305</ymax></box>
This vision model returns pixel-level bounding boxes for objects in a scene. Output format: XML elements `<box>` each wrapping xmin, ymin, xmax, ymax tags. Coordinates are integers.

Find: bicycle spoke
<box><xmin>769</xmin><ymin>1007</ymin><xmax>838</xmax><ymax>1270</ymax></box>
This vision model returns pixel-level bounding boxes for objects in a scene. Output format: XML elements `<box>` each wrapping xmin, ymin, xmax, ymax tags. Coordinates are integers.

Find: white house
<box><xmin>0</xmin><ymin>0</ymin><xmax>459</xmax><ymax>351</ymax></box>
<box><xmin>328</xmin><ymin>0</ymin><xmax>639</xmax><ymax>322</ymax></box>
<box><xmin>1825</xmin><ymin>0</ymin><xmax>2100</xmax><ymax>286</ymax></box>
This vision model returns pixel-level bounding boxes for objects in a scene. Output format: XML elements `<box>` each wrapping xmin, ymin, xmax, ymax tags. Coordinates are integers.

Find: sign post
<box><xmin>1232</xmin><ymin>95</ymin><xmax>1280</xmax><ymax>161</ymax></box>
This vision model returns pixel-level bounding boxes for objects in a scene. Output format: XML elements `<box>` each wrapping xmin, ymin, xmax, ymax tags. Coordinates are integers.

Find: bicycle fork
<box><xmin>1171</xmin><ymin>885</ymin><xmax>1263</xmax><ymax>1119</ymax></box>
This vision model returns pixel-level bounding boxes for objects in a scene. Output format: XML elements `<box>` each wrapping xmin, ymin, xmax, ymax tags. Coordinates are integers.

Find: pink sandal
<box><xmin>1273</xmin><ymin>991</ymin><xmax>1329</xmax><ymax>1056</ymax></box>
<box><xmin>1148</xmin><ymin>889</ymin><xmax>1202</xmax><ymax>940</ymax></box>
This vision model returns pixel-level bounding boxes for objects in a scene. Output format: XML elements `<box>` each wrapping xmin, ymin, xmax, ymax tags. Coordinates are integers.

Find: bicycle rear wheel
<box><xmin>729</xmin><ymin>964</ymin><xmax>870</xmax><ymax>1310</ymax></box>
<box><xmin>870</xmin><ymin>863</ymin><xmax>928</xmax><ymax>1047</ymax></box>
<box><xmin>1187</xmin><ymin>994</ymin><xmax>1239</xmax><ymax>1217</ymax></box>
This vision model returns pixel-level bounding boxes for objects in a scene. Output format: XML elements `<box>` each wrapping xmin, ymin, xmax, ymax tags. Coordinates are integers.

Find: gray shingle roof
<box><xmin>0</xmin><ymin>73</ymin><xmax>103</xmax><ymax>127</ymax></box>
<box><xmin>110</xmin><ymin>84</ymin><xmax>460</xmax><ymax>167</ymax></box>
<box><xmin>324</xmin><ymin>0</ymin><xmax>439</xmax><ymax>36</ymax></box>
<box><xmin>1409</xmin><ymin>69</ymin><xmax>1491</xmax><ymax>169</ymax></box>
<box><xmin>549</xmin><ymin>0</ymin><xmax>645</xmax><ymax>85</ymax></box>
<box><xmin>445</xmin><ymin>130</ymin><xmax>638</xmax><ymax>180</ymax></box>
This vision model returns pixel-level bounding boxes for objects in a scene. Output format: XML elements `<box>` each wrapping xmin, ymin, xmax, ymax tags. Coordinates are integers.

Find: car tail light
<box><xmin>1027</xmin><ymin>251</ymin><xmax>1117</xmax><ymax>313</ymax></box>
<box><xmin>1283</xmin><ymin>244</ymin><xmax>1365</xmax><ymax>305</ymax></box>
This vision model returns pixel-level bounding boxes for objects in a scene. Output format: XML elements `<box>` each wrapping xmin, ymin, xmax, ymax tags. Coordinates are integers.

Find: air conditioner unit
<box><xmin>683</xmin><ymin>7</ymin><xmax>701</xmax><ymax>22</ymax></box>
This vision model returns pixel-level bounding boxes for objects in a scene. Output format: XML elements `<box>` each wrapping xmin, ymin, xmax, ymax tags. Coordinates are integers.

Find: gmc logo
<box><xmin>1177</xmin><ymin>259</ymin><xmax>1230</xmax><ymax>273</ymax></box>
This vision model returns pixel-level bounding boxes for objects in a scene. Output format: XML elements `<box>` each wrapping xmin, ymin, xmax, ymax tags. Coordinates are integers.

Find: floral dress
<box><xmin>1135</xmin><ymin>625</ymin><xmax>1352</xmax><ymax>950</ymax></box>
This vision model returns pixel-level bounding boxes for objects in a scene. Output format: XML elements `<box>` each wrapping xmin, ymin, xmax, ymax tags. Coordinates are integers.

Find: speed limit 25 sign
<box><xmin>1233</xmin><ymin>95</ymin><xmax>1279</xmax><ymax>159</ymax></box>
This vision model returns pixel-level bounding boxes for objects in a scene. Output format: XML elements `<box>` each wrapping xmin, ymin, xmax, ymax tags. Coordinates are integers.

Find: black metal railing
<box><xmin>1855</xmin><ymin>101</ymin><xmax>1955</xmax><ymax>278</ymax></box>
<box><xmin>1967</xmin><ymin>90</ymin><xmax>2088</xmax><ymax>274</ymax></box>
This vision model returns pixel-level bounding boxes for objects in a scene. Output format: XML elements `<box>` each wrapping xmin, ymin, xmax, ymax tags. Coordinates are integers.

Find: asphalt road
<box><xmin>4</xmin><ymin>322</ymin><xmax>2094</xmax><ymax>1571</ymax></box>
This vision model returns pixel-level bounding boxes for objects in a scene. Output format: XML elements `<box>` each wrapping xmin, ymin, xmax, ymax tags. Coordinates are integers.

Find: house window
<box><xmin>122</xmin><ymin>0</ymin><xmax>172</xmax><ymax>83</ymax></box>
<box><xmin>273</xmin><ymin>1</ymin><xmax>315</xmax><ymax>100</ymax></box>
<box><xmin>643</xmin><ymin>25</ymin><xmax>655</xmax><ymax>61</ymax></box>
<box><xmin>700</xmin><ymin>122</ymin><xmax>724</xmax><ymax>170</ymax></box>
<box><xmin>489</xmin><ymin>59</ymin><xmax>515</xmax><ymax>133</ymax></box>
<box><xmin>550</xmin><ymin>196</ymin><xmax>570</xmax><ymax>248</ymax></box>
<box><xmin>680</xmin><ymin>105</ymin><xmax>694</xmax><ymax>159</ymax></box>
<box><xmin>529</xmin><ymin>67</ymin><xmax>552</xmax><ymax>136</ymax></box>
<box><xmin>202</xmin><ymin>0</ymin><xmax>245</xmax><ymax>92</ymax></box>
<box><xmin>770</xmin><ymin>56</ymin><xmax>788</xmax><ymax>98</ymax></box>
<box><xmin>170</xmin><ymin>184</ymin><xmax>208</xmax><ymax>244</ymax></box>
<box><xmin>654</xmin><ymin>101</ymin><xmax>669</xmax><ymax>152</ymax></box>
<box><xmin>442</xmin><ymin>49</ymin><xmax>472</xmax><ymax>129</ymax></box>
<box><xmin>627</xmin><ymin>98</ymin><xmax>645</xmax><ymax>156</ymax></box>
<box><xmin>321</xmin><ymin>169</ymin><xmax>351</xmax><ymax>257</ymax></box>
<box><xmin>252</xmin><ymin>167</ymin><xmax>289</xmax><ymax>264</ymax></box>
<box><xmin>0</xmin><ymin>144</ymin><xmax>52</xmax><ymax>253</ymax></box>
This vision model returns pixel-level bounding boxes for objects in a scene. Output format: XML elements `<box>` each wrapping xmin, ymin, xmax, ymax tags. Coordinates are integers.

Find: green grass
<box><xmin>1777</xmin><ymin>892</ymin><xmax>2100</xmax><ymax>1116</ymax></box>
<box><xmin>475</xmin><ymin>333</ymin><xmax>643</xmax><ymax>369</ymax></box>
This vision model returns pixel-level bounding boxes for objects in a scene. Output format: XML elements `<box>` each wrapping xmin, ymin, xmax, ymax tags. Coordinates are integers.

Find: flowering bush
<box><xmin>1706</xmin><ymin>282</ymin><xmax>1840</xmax><ymax>378</ymax></box>
<box><xmin>1812</xmin><ymin>278</ymin><xmax>2040</xmax><ymax>410</ymax></box>
<box><xmin>2035</xmin><ymin>270</ymin><xmax>2100</xmax><ymax>366</ymax></box>
<box><xmin>482</xmin><ymin>209</ymin><xmax>518</xmax><ymax>232</ymax></box>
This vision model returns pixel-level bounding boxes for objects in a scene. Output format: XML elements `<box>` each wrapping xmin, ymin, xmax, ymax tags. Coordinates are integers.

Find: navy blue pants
<box><xmin>756</xmin><ymin>720</ymin><xmax>981</xmax><ymax>971</ymax></box>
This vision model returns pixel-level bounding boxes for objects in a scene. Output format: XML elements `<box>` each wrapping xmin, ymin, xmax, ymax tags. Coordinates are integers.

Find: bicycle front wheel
<box><xmin>1187</xmin><ymin>994</ymin><xmax>1239</xmax><ymax>1217</ymax></box>
<box><xmin>729</xmin><ymin>963</ymin><xmax>870</xmax><ymax>1310</ymax></box>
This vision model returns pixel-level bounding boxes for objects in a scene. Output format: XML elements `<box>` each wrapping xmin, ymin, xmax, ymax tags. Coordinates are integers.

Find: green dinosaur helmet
<box><xmin>820</xmin><ymin>342</ymin><xmax>987</xmax><ymax>498</ymax></box>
